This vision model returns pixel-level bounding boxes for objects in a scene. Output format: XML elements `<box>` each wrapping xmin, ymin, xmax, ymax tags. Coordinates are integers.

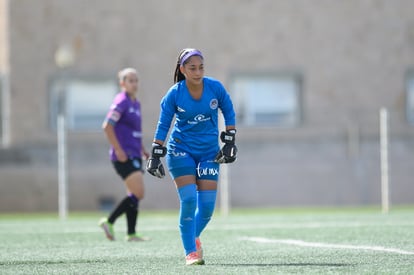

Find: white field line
<box><xmin>241</xmin><ymin>237</ymin><xmax>414</xmax><ymax>255</ymax></box>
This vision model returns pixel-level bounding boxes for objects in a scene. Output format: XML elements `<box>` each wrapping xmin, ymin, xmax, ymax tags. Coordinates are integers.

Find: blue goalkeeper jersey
<box><xmin>154</xmin><ymin>76</ymin><xmax>236</xmax><ymax>155</ymax></box>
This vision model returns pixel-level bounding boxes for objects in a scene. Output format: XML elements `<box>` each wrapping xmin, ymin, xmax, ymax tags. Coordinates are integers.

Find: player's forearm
<box><xmin>152</xmin><ymin>139</ymin><xmax>165</xmax><ymax>146</ymax></box>
<box><xmin>103</xmin><ymin>123</ymin><xmax>122</xmax><ymax>151</ymax></box>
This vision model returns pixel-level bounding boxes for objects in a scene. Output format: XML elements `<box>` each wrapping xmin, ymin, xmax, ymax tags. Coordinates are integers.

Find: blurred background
<box><xmin>0</xmin><ymin>0</ymin><xmax>413</xmax><ymax>213</ymax></box>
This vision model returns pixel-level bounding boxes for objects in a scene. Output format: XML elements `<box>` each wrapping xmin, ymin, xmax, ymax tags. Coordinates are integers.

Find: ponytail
<box><xmin>173</xmin><ymin>63</ymin><xmax>185</xmax><ymax>83</ymax></box>
<box><xmin>174</xmin><ymin>49</ymin><xmax>187</xmax><ymax>83</ymax></box>
<box><xmin>174</xmin><ymin>63</ymin><xmax>185</xmax><ymax>84</ymax></box>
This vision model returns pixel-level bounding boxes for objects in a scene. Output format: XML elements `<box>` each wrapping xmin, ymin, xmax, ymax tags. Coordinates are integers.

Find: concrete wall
<box><xmin>0</xmin><ymin>0</ymin><xmax>8</xmax><ymax>72</ymax></box>
<box><xmin>1</xmin><ymin>0</ymin><xmax>414</xmax><ymax>212</ymax></box>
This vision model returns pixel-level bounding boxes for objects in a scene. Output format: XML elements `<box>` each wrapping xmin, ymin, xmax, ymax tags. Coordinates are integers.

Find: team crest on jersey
<box><xmin>210</xmin><ymin>99</ymin><xmax>218</xmax><ymax>110</ymax></box>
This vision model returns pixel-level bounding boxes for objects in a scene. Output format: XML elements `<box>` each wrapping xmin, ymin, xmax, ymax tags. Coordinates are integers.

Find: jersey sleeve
<box><xmin>105</xmin><ymin>94</ymin><xmax>128</xmax><ymax>126</ymax></box>
<box><xmin>154</xmin><ymin>88</ymin><xmax>176</xmax><ymax>142</ymax></box>
<box><xmin>217</xmin><ymin>81</ymin><xmax>236</xmax><ymax>127</ymax></box>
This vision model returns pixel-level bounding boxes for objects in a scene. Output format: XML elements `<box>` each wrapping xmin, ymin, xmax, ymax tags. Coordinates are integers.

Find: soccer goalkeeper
<box><xmin>147</xmin><ymin>48</ymin><xmax>237</xmax><ymax>265</ymax></box>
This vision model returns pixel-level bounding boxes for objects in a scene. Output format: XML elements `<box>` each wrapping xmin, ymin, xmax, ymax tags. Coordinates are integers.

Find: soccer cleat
<box><xmin>125</xmin><ymin>234</ymin><xmax>150</xmax><ymax>242</ymax></box>
<box><xmin>98</xmin><ymin>218</ymin><xmax>115</xmax><ymax>241</ymax></box>
<box><xmin>196</xmin><ymin>237</ymin><xmax>203</xmax><ymax>259</ymax></box>
<box><xmin>185</xmin><ymin>251</ymin><xmax>205</xmax><ymax>266</ymax></box>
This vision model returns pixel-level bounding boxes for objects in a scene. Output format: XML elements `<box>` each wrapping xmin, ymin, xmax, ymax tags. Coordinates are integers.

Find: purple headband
<box><xmin>180</xmin><ymin>49</ymin><xmax>203</xmax><ymax>65</ymax></box>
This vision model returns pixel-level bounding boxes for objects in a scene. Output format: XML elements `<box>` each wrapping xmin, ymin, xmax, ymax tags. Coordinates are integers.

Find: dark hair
<box><xmin>173</xmin><ymin>48</ymin><xmax>204</xmax><ymax>83</ymax></box>
<box><xmin>173</xmin><ymin>49</ymin><xmax>187</xmax><ymax>83</ymax></box>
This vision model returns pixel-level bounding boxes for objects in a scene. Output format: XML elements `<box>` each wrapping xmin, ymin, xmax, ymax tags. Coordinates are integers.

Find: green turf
<box><xmin>0</xmin><ymin>207</ymin><xmax>413</xmax><ymax>274</ymax></box>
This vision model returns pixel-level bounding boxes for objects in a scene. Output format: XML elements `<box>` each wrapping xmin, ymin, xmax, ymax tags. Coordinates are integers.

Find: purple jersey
<box><xmin>105</xmin><ymin>91</ymin><xmax>142</xmax><ymax>161</ymax></box>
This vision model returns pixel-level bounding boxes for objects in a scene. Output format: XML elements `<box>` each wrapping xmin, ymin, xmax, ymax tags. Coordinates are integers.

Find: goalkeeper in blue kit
<box><xmin>146</xmin><ymin>48</ymin><xmax>237</xmax><ymax>265</ymax></box>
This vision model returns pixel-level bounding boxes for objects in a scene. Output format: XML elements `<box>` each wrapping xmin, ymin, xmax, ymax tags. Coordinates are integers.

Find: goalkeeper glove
<box><xmin>215</xmin><ymin>130</ymin><xmax>237</xmax><ymax>164</ymax></box>
<box><xmin>146</xmin><ymin>143</ymin><xmax>167</xmax><ymax>178</ymax></box>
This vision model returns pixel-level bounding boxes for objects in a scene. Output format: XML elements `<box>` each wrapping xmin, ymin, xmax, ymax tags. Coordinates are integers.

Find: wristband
<box><xmin>151</xmin><ymin>143</ymin><xmax>167</xmax><ymax>157</ymax></box>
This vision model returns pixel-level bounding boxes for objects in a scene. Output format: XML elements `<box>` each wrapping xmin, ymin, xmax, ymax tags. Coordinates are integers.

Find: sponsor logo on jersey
<box><xmin>110</xmin><ymin>111</ymin><xmax>121</xmax><ymax>122</ymax></box>
<box><xmin>129</xmin><ymin>107</ymin><xmax>140</xmax><ymax>116</ymax></box>
<box><xmin>188</xmin><ymin>114</ymin><xmax>211</xmax><ymax>125</ymax></box>
<box><xmin>172</xmin><ymin>149</ymin><xmax>187</xmax><ymax>157</ymax></box>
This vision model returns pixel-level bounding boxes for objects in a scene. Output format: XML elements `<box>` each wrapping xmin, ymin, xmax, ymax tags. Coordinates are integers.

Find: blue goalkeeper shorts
<box><xmin>166</xmin><ymin>146</ymin><xmax>220</xmax><ymax>181</ymax></box>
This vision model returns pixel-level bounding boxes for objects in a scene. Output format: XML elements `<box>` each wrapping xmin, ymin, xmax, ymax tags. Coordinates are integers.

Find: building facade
<box><xmin>1</xmin><ymin>0</ymin><xmax>414</xmax><ymax>212</ymax></box>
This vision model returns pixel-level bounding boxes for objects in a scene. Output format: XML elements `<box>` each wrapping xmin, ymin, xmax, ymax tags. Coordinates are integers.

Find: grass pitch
<box><xmin>0</xmin><ymin>206</ymin><xmax>413</xmax><ymax>274</ymax></box>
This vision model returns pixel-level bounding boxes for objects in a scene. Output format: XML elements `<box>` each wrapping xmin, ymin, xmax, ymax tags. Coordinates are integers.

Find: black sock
<box><xmin>126</xmin><ymin>195</ymin><xmax>139</xmax><ymax>235</ymax></box>
<box><xmin>126</xmin><ymin>207</ymin><xmax>138</xmax><ymax>235</ymax></box>
<box><xmin>108</xmin><ymin>196</ymin><xmax>131</xmax><ymax>224</ymax></box>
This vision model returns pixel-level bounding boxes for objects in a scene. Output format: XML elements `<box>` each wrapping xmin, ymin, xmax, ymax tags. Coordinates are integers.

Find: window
<box><xmin>49</xmin><ymin>75</ymin><xmax>118</xmax><ymax>131</ymax></box>
<box><xmin>406</xmin><ymin>70</ymin><xmax>414</xmax><ymax>125</ymax></box>
<box><xmin>228</xmin><ymin>73</ymin><xmax>302</xmax><ymax>127</ymax></box>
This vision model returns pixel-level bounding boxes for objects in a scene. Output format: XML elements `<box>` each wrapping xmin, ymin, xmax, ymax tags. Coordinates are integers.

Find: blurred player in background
<box><xmin>99</xmin><ymin>67</ymin><xmax>150</xmax><ymax>242</ymax></box>
<box><xmin>146</xmin><ymin>48</ymin><xmax>238</xmax><ymax>265</ymax></box>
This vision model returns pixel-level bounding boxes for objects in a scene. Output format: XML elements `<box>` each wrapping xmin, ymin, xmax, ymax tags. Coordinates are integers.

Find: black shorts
<box><xmin>112</xmin><ymin>157</ymin><xmax>144</xmax><ymax>180</ymax></box>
